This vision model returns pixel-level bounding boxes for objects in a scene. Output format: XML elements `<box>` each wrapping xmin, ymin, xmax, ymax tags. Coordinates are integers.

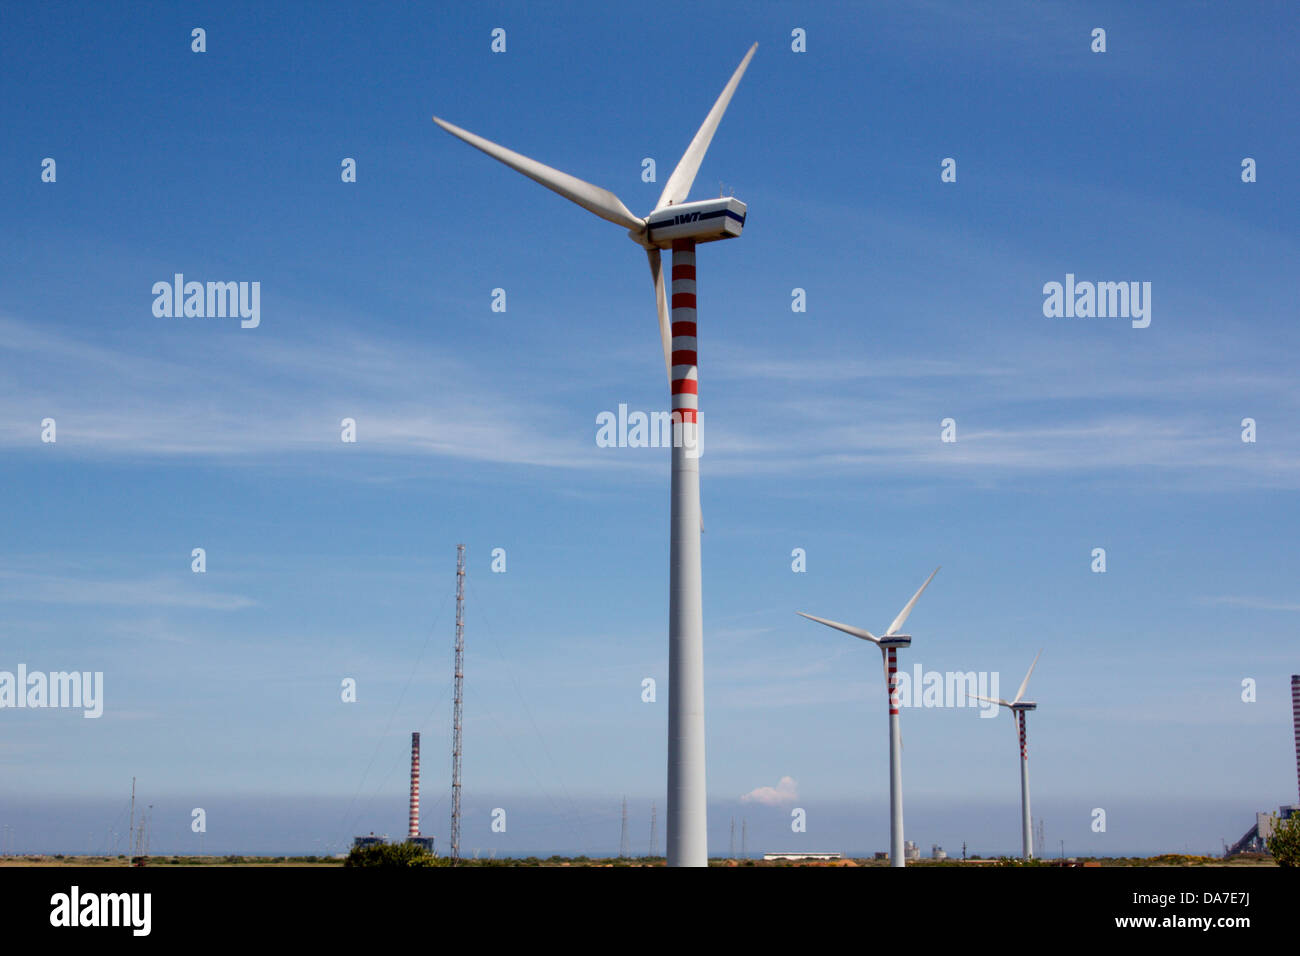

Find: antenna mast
<box><xmin>619</xmin><ymin>796</ymin><xmax>629</xmax><ymax>859</ymax></box>
<box><xmin>649</xmin><ymin>801</ymin><xmax>658</xmax><ymax>858</ymax></box>
<box><xmin>128</xmin><ymin>777</ymin><xmax>136</xmax><ymax>858</ymax></box>
<box><xmin>451</xmin><ymin>544</ymin><xmax>466</xmax><ymax>864</ymax></box>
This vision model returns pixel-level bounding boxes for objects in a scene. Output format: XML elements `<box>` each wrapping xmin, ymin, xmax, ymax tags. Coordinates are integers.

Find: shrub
<box><xmin>344</xmin><ymin>842</ymin><xmax>446</xmax><ymax>868</ymax></box>
<box><xmin>1265</xmin><ymin>813</ymin><xmax>1300</xmax><ymax>867</ymax></box>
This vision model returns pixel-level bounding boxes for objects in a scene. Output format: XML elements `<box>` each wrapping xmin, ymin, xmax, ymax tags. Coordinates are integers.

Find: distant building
<box><xmin>931</xmin><ymin>844</ymin><xmax>947</xmax><ymax>860</ymax></box>
<box><xmin>407</xmin><ymin>836</ymin><xmax>436</xmax><ymax>854</ymax></box>
<box><xmin>762</xmin><ymin>851</ymin><xmax>842</xmax><ymax>861</ymax></box>
<box><xmin>904</xmin><ymin>840</ymin><xmax>920</xmax><ymax>861</ymax></box>
<box><xmin>352</xmin><ymin>833</ymin><xmax>386</xmax><ymax>850</ymax></box>
<box><xmin>1227</xmin><ymin>805</ymin><xmax>1298</xmax><ymax>856</ymax></box>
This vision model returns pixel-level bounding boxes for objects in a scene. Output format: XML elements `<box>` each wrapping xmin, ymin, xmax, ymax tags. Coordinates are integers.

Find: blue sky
<box><xmin>1</xmin><ymin>1</ymin><xmax>1298</xmax><ymax>857</ymax></box>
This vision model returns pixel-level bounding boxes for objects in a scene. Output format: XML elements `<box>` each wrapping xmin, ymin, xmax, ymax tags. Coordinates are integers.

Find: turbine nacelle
<box><xmin>1011</xmin><ymin>701</ymin><xmax>1037</xmax><ymax>711</ymax></box>
<box><xmin>878</xmin><ymin>634</ymin><xmax>912</xmax><ymax>649</ymax></box>
<box><xmin>640</xmin><ymin>197</ymin><xmax>747</xmax><ymax>249</ymax></box>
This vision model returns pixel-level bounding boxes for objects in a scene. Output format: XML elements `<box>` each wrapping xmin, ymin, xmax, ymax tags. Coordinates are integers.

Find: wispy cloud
<box><xmin>0</xmin><ymin>570</ymin><xmax>255</xmax><ymax>610</ymax></box>
<box><xmin>1198</xmin><ymin>595</ymin><xmax>1300</xmax><ymax>613</ymax></box>
<box><xmin>5</xmin><ymin>309</ymin><xmax>1298</xmax><ymax>491</ymax></box>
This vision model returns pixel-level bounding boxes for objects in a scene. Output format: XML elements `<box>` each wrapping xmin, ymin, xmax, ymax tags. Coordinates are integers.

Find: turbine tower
<box><xmin>433</xmin><ymin>43</ymin><xmax>757</xmax><ymax>867</ymax></box>
<box><xmin>798</xmin><ymin>568</ymin><xmax>940</xmax><ymax>867</ymax></box>
<box><xmin>972</xmin><ymin>650</ymin><xmax>1042</xmax><ymax>859</ymax></box>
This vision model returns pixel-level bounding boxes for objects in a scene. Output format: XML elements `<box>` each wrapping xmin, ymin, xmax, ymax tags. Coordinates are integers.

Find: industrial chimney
<box><xmin>1292</xmin><ymin>675</ymin><xmax>1299</xmax><ymax>804</ymax></box>
<box><xmin>409</xmin><ymin>731</ymin><xmax>421</xmax><ymax>839</ymax></box>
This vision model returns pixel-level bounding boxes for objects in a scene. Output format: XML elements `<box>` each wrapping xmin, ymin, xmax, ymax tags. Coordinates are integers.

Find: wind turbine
<box><xmin>432</xmin><ymin>43</ymin><xmax>758</xmax><ymax>867</ymax></box>
<box><xmin>798</xmin><ymin>568</ymin><xmax>940</xmax><ymax>867</ymax></box>
<box><xmin>972</xmin><ymin>650</ymin><xmax>1042</xmax><ymax>859</ymax></box>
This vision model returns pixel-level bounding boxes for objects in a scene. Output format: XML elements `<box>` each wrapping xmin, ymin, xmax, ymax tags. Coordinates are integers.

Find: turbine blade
<box><xmin>1012</xmin><ymin>649</ymin><xmax>1042</xmax><ymax>704</ymax></box>
<box><xmin>647</xmin><ymin>247</ymin><xmax>671</xmax><ymax>382</ymax></box>
<box><xmin>797</xmin><ymin>612</ymin><xmax>879</xmax><ymax>643</ymax></box>
<box><xmin>885</xmin><ymin>567</ymin><xmax>940</xmax><ymax>636</ymax></box>
<box><xmin>970</xmin><ymin>694</ymin><xmax>1011</xmax><ymax>708</ymax></box>
<box><xmin>654</xmin><ymin>43</ymin><xmax>757</xmax><ymax>210</ymax></box>
<box><xmin>432</xmin><ymin>116</ymin><xmax>645</xmax><ymax>231</ymax></box>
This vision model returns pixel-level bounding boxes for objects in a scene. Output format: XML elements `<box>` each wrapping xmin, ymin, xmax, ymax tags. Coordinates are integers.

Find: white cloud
<box><xmin>741</xmin><ymin>775</ymin><xmax>799</xmax><ymax>806</ymax></box>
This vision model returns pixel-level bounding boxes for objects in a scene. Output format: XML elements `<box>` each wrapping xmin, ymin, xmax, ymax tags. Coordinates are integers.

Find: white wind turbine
<box><xmin>432</xmin><ymin>43</ymin><xmax>758</xmax><ymax>867</ymax></box>
<box><xmin>972</xmin><ymin>650</ymin><xmax>1042</xmax><ymax>859</ymax></box>
<box><xmin>798</xmin><ymin>568</ymin><xmax>940</xmax><ymax>867</ymax></box>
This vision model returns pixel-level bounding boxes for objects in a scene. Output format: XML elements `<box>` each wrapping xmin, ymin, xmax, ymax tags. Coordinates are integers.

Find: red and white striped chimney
<box><xmin>409</xmin><ymin>731</ymin><xmax>421</xmax><ymax>839</ymax></box>
<box><xmin>1291</xmin><ymin>675</ymin><xmax>1299</xmax><ymax>804</ymax></box>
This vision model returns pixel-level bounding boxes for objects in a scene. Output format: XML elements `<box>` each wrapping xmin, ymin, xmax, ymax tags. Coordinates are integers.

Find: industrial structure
<box><xmin>353</xmin><ymin>549</ymin><xmax>465</xmax><ymax>857</ymax></box>
<box><xmin>406</xmin><ymin>732</ymin><xmax>435</xmax><ymax>854</ymax></box>
<box><xmin>798</xmin><ymin>568</ymin><xmax>941</xmax><ymax>866</ymax></box>
<box><xmin>763</xmin><ymin>851</ymin><xmax>842</xmax><ymax>861</ymax></box>
<box><xmin>451</xmin><ymin>543</ymin><xmax>465</xmax><ymax>864</ymax></box>
<box><xmin>433</xmin><ymin>45</ymin><xmax>758</xmax><ymax>867</ymax></box>
<box><xmin>352</xmin><ymin>833</ymin><xmax>386</xmax><ymax>851</ymax></box>
<box><xmin>1227</xmin><ymin>674</ymin><xmax>1300</xmax><ymax>856</ymax></box>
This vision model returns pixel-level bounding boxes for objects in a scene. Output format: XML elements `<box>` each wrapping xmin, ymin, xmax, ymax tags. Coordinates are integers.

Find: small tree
<box><xmin>1265</xmin><ymin>813</ymin><xmax>1300</xmax><ymax>867</ymax></box>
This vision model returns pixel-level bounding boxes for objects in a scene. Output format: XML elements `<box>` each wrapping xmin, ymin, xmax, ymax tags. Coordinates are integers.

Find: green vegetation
<box><xmin>1265</xmin><ymin>813</ymin><xmax>1300</xmax><ymax>867</ymax></box>
<box><xmin>344</xmin><ymin>842</ymin><xmax>447</xmax><ymax>867</ymax></box>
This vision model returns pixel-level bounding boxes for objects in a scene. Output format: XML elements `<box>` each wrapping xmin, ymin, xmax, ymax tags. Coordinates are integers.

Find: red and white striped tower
<box><xmin>667</xmin><ymin>237</ymin><xmax>707</xmax><ymax>867</ymax></box>
<box><xmin>1292</xmin><ymin>675</ymin><xmax>1299</xmax><ymax>803</ymax></box>
<box><xmin>408</xmin><ymin>732</ymin><xmax>421</xmax><ymax>839</ymax></box>
<box><xmin>885</xmin><ymin>644</ymin><xmax>905</xmax><ymax>866</ymax></box>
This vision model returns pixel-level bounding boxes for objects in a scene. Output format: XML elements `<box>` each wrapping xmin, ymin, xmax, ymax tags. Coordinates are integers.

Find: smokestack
<box><xmin>1292</xmin><ymin>675</ymin><xmax>1299</xmax><ymax>804</ymax></box>
<box><xmin>409</xmin><ymin>731</ymin><xmax>421</xmax><ymax>839</ymax></box>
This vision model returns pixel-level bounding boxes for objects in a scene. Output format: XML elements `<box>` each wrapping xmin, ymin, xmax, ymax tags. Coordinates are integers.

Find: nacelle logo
<box><xmin>655</xmin><ymin>211</ymin><xmax>702</xmax><ymax>227</ymax></box>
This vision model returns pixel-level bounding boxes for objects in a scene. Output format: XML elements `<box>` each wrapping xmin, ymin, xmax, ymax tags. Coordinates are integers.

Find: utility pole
<box><xmin>649</xmin><ymin>802</ymin><xmax>658</xmax><ymax>858</ymax></box>
<box><xmin>741</xmin><ymin>819</ymin><xmax>747</xmax><ymax>859</ymax></box>
<box><xmin>729</xmin><ymin>817</ymin><xmax>735</xmax><ymax>858</ymax></box>
<box><xmin>450</xmin><ymin>544</ymin><xmax>466</xmax><ymax>865</ymax></box>
<box><xmin>128</xmin><ymin>778</ymin><xmax>136</xmax><ymax>858</ymax></box>
<box><xmin>619</xmin><ymin>796</ymin><xmax>629</xmax><ymax>859</ymax></box>
<box><xmin>962</xmin><ymin>841</ymin><xmax>967</xmax><ymax>861</ymax></box>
